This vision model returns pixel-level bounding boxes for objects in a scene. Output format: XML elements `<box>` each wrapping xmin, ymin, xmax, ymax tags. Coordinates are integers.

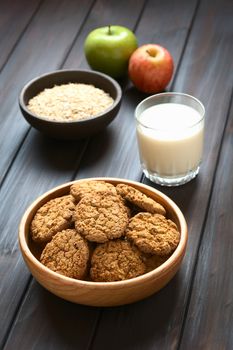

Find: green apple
<box><xmin>84</xmin><ymin>25</ymin><xmax>138</xmax><ymax>79</ymax></box>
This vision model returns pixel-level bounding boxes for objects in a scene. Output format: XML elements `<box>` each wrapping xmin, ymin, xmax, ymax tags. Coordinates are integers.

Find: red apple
<box><xmin>128</xmin><ymin>44</ymin><xmax>174</xmax><ymax>93</ymax></box>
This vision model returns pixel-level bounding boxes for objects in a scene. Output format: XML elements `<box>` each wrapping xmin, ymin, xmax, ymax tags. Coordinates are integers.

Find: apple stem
<box><xmin>146</xmin><ymin>49</ymin><xmax>156</xmax><ymax>57</ymax></box>
<box><xmin>108</xmin><ymin>25</ymin><xmax>112</xmax><ymax>35</ymax></box>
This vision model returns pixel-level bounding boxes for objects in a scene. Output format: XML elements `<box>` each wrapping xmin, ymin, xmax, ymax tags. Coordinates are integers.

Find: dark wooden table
<box><xmin>1</xmin><ymin>0</ymin><xmax>233</xmax><ymax>349</ymax></box>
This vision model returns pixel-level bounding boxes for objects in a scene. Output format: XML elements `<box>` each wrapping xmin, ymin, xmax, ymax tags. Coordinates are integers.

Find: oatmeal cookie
<box><xmin>70</xmin><ymin>180</ymin><xmax>117</xmax><ymax>202</ymax></box>
<box><xmin>74</xmin><ymin>193</ymin><xmax>129</xmax><ymax>243</ymax></box>
<box><xmin>30</xmin><ymin>195</ymin><xmax>75</xmax><ymax>243</ymax></box>
<box><xmin>40</xmin><ymin>229</ymin><xmax>89</xmax><ymax>279</ymax></box>
<box><xmin>116</xmin><ymin>184</ymin><xmax>166</xmax><ymax>216</ymax></box>
<box><xmin>142</xmin><ymin>253</ymin><xmax>170</xmax><ymax>272</ymax></box>
<box><xmin>90</xmin><ymin>240</ymin><xmax>146</xmax><ymax>282</ymax></box>
<box><xmin>126</xmin><ymin>212</ymin><xmax>180</xmax><ymax>256</ymax></box>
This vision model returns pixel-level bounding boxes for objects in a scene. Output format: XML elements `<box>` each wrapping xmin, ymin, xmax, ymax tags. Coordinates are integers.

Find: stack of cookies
<box><xmin>30</xmin><ymin>180</ymin><xmax>180</xmax><ymax>282</ymax></box>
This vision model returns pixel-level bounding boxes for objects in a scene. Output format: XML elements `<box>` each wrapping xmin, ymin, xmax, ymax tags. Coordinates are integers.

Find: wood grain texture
<box><xmin>64</xmin><ymin>0</ymin><xmax>147</xmax><ymax>69</ymax></box>
<box><xmin>179</xmin><ymin>98</ymin><xmax>233</xmax><ymax>349</ymax></box>
<box><xmin>0</xmin><ymin>132</ymin><xmax>88</xmax><ymax>348</ymax></box>
<box><xmin>4</xmin><ymin>282</ymin><xmax>100</xmax><ymax>350</ymax></box>
<box><xmin>0</xmin><ymin>0</ymin><xmax>232</xmax><ymax>348</ymax></box>
<box><xmin>89</xmin><ymin>0</ymin><xmax>233</xmax><ymax>349</ymax></box>
<box><xmin>0</xmin><ymin>1</ymin><xmax>146</xmax><ymax>348</ymax></box>
<box><xmin>0</xmin><ymin>0</ymin><xmax>93</xmax><ymax>184</ymax></box>
<box><xmin>0</xmin><ymin>0</ymin><xmax>41</xmax><ymax>69</ymax></box>
<box><xmin>71</xmin><ymin>0</ymin><xmax>198</xmax><ymax>181</ymax></box>
<box><xmin>0</xmin><ymin>0</ymin><xmax>94</xmax><ymax>345</ymax></box>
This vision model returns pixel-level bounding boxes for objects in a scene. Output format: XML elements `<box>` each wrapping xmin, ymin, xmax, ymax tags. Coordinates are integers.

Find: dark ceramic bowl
<box><xmin>19</xmin><ymin>69</ymin><xmax>122</xmax><ymax>139</ymax></box>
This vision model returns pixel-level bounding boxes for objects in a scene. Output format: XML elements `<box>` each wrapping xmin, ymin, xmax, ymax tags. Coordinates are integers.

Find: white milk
<box><xmin>136</xmin><ymin>103</ymin><xmax>204</xmax><ymax>177</ymax></box>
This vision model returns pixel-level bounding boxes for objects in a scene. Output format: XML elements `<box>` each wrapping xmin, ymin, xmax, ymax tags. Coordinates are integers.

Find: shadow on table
<box><xmin>27</xmin><ymin>127</ymin><xmax>115</xmax><ymax>173</ymax></box>
<box><xmin>91</xmin><ymin>271</ymin><xmax>185</xmax><ymax>349</ymax></box>
<box><xmin>39</xmin><ymin>285</ymin><xmax>100</xmax><ymax>349</ymax></box>
<box><xmin>35</xmin><ymin>272</ymin><xmax>184</xmax><ymax>349</ymax></box>
<box><xmin>12</xmin><ymin>266</ymin><xmax>185</xmax><ymax>350</ymax></box>
<box><xmin>144</xmin><ymin>175</ymin><xmax>200</xmax><ymax>219</ymax></box>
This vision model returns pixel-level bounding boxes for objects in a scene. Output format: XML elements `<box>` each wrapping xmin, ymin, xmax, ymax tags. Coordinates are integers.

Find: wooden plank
<box><xmin>4</xmin><ymin>281</ymin><xmax>100</xmax><ymax>350</ymax></box>
<box><xmin>89</xmin><ymin>0</ymin><xmax>233</xmax><ymax>348</ymax></box>
<box><xmin>64</xmin><ymin>0</ymin><xmax>147</xmax><ymax>69</ymax></box>
<box><xmin>0</xmin><ymin>0</ymin><xmax>95</xmax><ymax>346</ymax></box>
<box><xmin>2</xmin><ymin>0</ymin><xmax>232</xmax><ymax>349</ymax></box>
<box><xmin>0</xmin><ymin>131</ymin><xmax>88</xmax><ymax>349</ymax></box>
<box><xmin>0</xmin><ymin>0</ymin><xmax>41</xmax><ymax>69</ymax></box>
<box><xmin>179</xmin><ymin>98</ymin><xmax>233</xmax><ymax>348</ymax></box>
<box><xmin>69</xmin><ymin>0</ymin><xmax>199</xmax><ymax>180</ymax></box>
<box><xmin>0</xmin><ymin>0</ymin><xmax>93</xmax><ymax>184</ymax></box>
<box><xmin>1</xmin><ymin>1</ymin><xmax>146</xmax><ymax>348</ymax></box>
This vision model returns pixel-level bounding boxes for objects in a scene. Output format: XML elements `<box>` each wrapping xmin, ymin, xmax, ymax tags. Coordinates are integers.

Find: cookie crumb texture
<box><xmin>90</xmin><ymin>240</ymin><xmax>146</xmax><ymax>282</ymax></box>
<box><xmin>74</xmin><ymin>194</ymin><xmax>129</xmax><ymax>243</ymax></box>
<box><xmin>30</xmin><ymin>195</ymin><xmax>75</xmax><ymax>243</ymax></box>
<box><xmin>30</xmin><ymin>180</ymin><xmax>181</xmax><ymax>282</ymax></box>
<box><xmin>40</xmin><ymin>229</ymin><xmax>89</xmax><ymax>279</ymax></box>
<box><xmin>142</xmin><ymin>253</ymin><xmax>170</xmax><ymax>273</ymax></box>
<box><xmin>126</xmin><ymin>212</ymin><xmax>180</xmax><ymax>256</ymax></box>
<box><xmin>116</xmin><ymin>184</ymin><xmax>166</xmax><ymax>216</ymax></box>
<box><xmin>70</xmin><ymin>180</ymin><xmax>117</xmax><ymax>202</ymax></box>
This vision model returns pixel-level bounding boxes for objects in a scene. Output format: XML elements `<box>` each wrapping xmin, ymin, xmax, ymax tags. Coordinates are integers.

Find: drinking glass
<box><xmin>135</xmin><ymin>92</ymin><xmax>205</xmax><ymax>186</ymax></box>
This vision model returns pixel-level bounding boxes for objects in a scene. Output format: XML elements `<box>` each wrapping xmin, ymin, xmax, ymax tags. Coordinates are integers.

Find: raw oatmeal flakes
<box><xmin>27</xmin><ymin>83</ymin><xmax>114</xmax><ymax>122</ymax></box>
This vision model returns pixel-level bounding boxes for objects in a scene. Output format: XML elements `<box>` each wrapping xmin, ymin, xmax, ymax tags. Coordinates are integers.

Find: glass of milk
<box><xmin>135</xmin><ymin>92</ymin><xmax>205</xmax><ymax>186</ymax></box>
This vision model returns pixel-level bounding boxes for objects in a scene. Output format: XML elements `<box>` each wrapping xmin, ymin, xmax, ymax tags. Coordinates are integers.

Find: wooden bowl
<box><xmin>19</xmin><ymin>69</ymin><xmax>122</xmax><ymax>139</ymax></box>
<box><xmin>18</xmin><ymin>178</ymin><xmax>188</xmax><ymax>307</ymax></box>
